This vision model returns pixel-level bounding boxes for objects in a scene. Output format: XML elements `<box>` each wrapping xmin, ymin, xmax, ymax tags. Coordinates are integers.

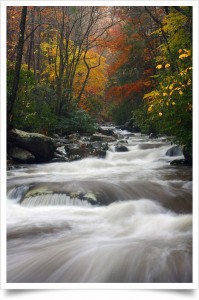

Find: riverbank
<box><xmin>7</xmin><ymin>124</ymin><xmax>192</xmax><ymax>169</ymax></box>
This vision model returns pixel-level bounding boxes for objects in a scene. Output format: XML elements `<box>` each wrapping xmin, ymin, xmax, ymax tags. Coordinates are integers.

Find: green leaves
<box><xmin>134</xmin><ymin>7</ymin><xmax>192</xmax><ymax>161</ymax></box>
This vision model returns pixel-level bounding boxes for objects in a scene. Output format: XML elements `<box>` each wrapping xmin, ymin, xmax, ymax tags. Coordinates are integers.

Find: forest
<box><xmin>7</xmin><ymin>5</ymin><xmax>192</xmax><ymax>163</ymax></box>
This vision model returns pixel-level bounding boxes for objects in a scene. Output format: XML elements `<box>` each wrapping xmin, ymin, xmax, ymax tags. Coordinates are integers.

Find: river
<box><xmin>6</xmin><ymin>127</ymin><xmax>192</xmax><ymax>283</ymax></box>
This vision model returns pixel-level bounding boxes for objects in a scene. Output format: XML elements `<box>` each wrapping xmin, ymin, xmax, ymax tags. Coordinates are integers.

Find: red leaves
<box><xmin>106</xmin><ymin>80</ymin><xmax>145</xmax><ymax>103</ymax></box>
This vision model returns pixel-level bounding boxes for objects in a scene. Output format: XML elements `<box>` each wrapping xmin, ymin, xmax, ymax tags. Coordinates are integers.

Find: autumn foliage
<box><xmin>7</xmin><ymin>5</ymin><xmax>193</xmax><ymax>160</ymax></box>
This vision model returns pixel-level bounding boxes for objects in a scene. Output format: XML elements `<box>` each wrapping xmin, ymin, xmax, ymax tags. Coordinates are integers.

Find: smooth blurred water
<box><xmin>7</xmin><ymin>130</ymin><xmax>192</xmax><ymax>283</ymax></box>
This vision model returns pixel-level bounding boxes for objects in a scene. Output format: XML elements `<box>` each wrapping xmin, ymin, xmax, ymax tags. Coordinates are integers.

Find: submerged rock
<box><xmin>170</xmin><ymin>159</ymin><xmax>191</xmax><ymax>166</ymax></box>
<box><xmin>20</xmin><ymin>185</ymin><xmax>100</xmax><ymax>207</ymax></box>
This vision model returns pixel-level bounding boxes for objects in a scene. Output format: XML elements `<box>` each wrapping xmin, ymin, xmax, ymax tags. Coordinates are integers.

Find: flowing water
<box><xmin>7</xmin><ymin>128</ymin><xmax>192</xmax><ymax>283</ymax></box>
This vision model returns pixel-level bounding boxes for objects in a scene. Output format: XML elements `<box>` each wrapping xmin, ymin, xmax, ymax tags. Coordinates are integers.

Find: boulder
<box><xmin>65</xmin><ymin>142</ymin><xmax>107</xmax><ymax>160</ymax></box>
<box><xmin>90</xmin><ymin>141</ymin><xmax>108</xmax><ymax>151</ymax></box>
<box><xmin>91</xmin><ymin>133</ymin><xmax>116</xmax><ymax>142</ymax></box>
<box><xmin>115</xmin><ymin>143</ymin><xmax>128</xmax><ymax>152</ymax></box>
<box><xmin>170</xmin><ymin>159</ymin><xmax>190</xmax><ymax>166</ymax></box>
<box><xmin>182</xmin><ymin>146</ymin><xmax>192</xmax><ymax>166</ymax></box>
<box><xmin>65</xmin><ymin>144</ymin><xmax>92</xmax><ymax>158</ymax></box>
<box><xmin>8</xmin><ymin>146</ymin><xmax>35</xmax><ymax>163</ymax></box>
<box><xmin>97</xmin><ymin>127</ymin><xmax>115</xmax><ymax>136</ymax></box>
<box><xmin>119</xmin><ymin>120</ymin><xmax>140</xmax><ymax>133</ymax></box>
<box><xmin>166</xmin><ymin>146</ymin><xmax>183</xmax><ymax>157</ymax></box>
<box><xmin>149</xmin><ymin>132</ymin><xmax>158</xmax><ymax>139</ymax></box>
<box><xmin>68</xmin><ymin>155</ymin><xmax>82</xmax><ymax>162</ymax></box>
<box><xmin>118</xmin><ymin>139</ymin><xmax>128</xmax><ymax>144</ymax></box>
<box><xmin>68</xmin><ymin>133</ymin><xmax>81</xmax><ymax>142</ymax></box>
<box><xmin>8</xmin><ymin>129</ymin><xmax>56</xmax><ymax>163</ymax></box>
<box><xmin>54</xmin><ymin>138</ymin><xmax>69</xmax><ymax>147</ymax></box>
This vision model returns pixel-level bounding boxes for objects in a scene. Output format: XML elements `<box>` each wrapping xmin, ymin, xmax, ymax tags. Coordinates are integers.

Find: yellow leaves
<box><xmin>179</xmin><ymin>53</ymin><xmax>189</xmax><ymax>59</ymax></box>
<box><xmin>184</xmin><ymin>49</ymin><xmax>191</xmax><ymax>55</ymax></box>
<box><xmin>169</xmin><ymin>84</ymin><xmax>174</xmax><ymax>90</ymax></box>
<box><xmin>172</xmin><ymin>102</ymin><xmax>176</xmax><ymax>106</ymax></box>
<box><xmin>179</xmin><ymin>49</ymin><xmax>191</xmax><ymax>59</ymax></box>
<box><xmin>148</xmin><ymin>106</ymin><xmax>153</xmax><ymax>112</ymax></box>
<box><xmin>187</xmin><ymin>79</ymin><xmax>192</xmax><ymax>86</ymax></box>
<box><xmin>179</xmin><ymin>90</ymin><xmax>183</xmax><ymax>95</ymax></box>
<box><xmin>169</xmin><ymin>90</ymin><xmax>174</xmax><ymax>96</ymax></box>
<box><xmin>165</xmin><ymin>63</ymin><xmax>170</xmax><ymax>68</ymax></box>
<box><xmin>163</xmin><ymin>93</ymin><xmax>168</xmax><ymax>97</ymax></box>
<box><xmin>143</xmin><ymin>90</ymin><xmax>159</xmax><ymax>100</ymax></box>
<box><xmin>74</xmin><ymin>49</ymin><xmax>108</xmax><ymax>101</ymax></box>
<box><xmin>158</xmin><ymin>112</ymin><xmax>163</xmax><ymax>117</ymax></box>
<box><xmin>156</xmin><ymin>63</ymin><xmax>170</xmax><ymax>70</ymax></box>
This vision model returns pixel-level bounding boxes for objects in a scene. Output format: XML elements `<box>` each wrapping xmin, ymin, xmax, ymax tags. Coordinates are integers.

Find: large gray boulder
<box><xmin>8</xmin><ymin>129</ymin><xmax>56</xmax><ymax>162</ymax></box>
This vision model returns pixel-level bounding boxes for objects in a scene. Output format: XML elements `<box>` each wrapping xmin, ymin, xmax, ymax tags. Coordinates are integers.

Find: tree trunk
<box><xmin>28</xmin><ymin>7</ymin><xmax>36</xmax><ymax>71</ymax></box>
<box><xmin>7</xmin><ymin>6</ymin><xmax>27</xmax><ymax>129</ymax></box>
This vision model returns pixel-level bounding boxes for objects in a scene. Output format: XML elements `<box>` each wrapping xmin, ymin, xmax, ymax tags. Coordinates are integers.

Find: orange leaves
<box><xmin>106</xmin><ymin>80</ymin><xmax>145</xmax><ymax>103</ymax></box>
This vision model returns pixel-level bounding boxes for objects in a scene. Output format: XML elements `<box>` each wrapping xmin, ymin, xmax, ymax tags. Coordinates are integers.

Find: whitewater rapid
<box><xmin>7</xmin><ymin>129</ymin><xmax>192</xmax><ymax>283</ymax></box>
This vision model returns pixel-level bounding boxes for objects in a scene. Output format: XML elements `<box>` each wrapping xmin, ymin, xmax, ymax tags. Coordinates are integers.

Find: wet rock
<box><xmin>68</xmin><ymin>133</ymin><xmax>81</xmax><ymax>142</ymax></box>
<box><xmin>56</xmin><ymin>146</ymin><xmax>67</xmax><ymax>155</ymax></box>
<box><xmin>54</xmin><ymin>138</ymin><xmax>70</xmax><ymax>147</ymax></box>
<box><xmin>91</xmin><ymin>141</ymin><xmax>108</xmax><ymax>151</ymax></box>
<box><xmin>21</xmin><ymin>184</ymin><xmax>101</xmax><ymax>207</ymax></box>
<box><xmin>64</xmin><ymin>142</ymin><xmax>107</xmax><ymax>160</ymax></box>
<box><xmin>113</xmin><ymin>132</ymin><xmax>124</xmax><ymax>139</ymax></box>
<box><xmin>53</xmin><ymin>133</ymin><xmax>61</xmax><ymax>139</ymax></box>
<box><xmin>170</xmin><ymin>159</ymin><xmax>191</xmax><ymax>166</ymax></box>
<box><xmin>118</xmin><ymin>139</ymin><xmax>128</xmax><ymax>144</ymax></box>
<box><xmin>97</xmin><ymin>127</ymin><xmax>115</xmax><ymax>136</ymax></box>
<box><xmin>91</xmin><ymin>133</ymin><xmax>116</xmax><ymax>142</ymax></box>
<box><xmin>166</xmin><ymin>146</ymin><xmax>183</xmax><ymax>157</ymax></box>
<box><xmin>68</xmin><ymin>154</ymin><xmax>82</xmax><ymax>162</ymax></box>
<box><xmin>182</xmin><ymin>146</ymin><xmax>192</xmax><ymax>166</ymax></box>
<box><xmin>8</xmin><ymin>147</ymin><xmax>35</xmax><ymax>163</ymax></box>
<box><xmin>65</xmin><ymin>144</ymin><xmax>90</xmax><ymax>157</ymax></box>
<box><xmin>119</xmin><ymin>120</ymin><xmax>140</xmax><ymax>133</ymax></box>
<box><xmin>70</xmin><ymin>191</ymin><xmax>99</xmax><ymax>205</ymax></box>
<box><xmin>115</xmin><ymin>143</ymin><xmax>128</xmax><ymax>152</ymax></box>
<box><xmin>149</xmin><ymin>133</ymin><xmax>158</xmax><ymax>139</ymax></box>
<box><xmin>8</xmin><ymin>129</ymin><xmax>56</xmax><ymax>163</ymax></box>
<box><xmin>52</xmin><ymin>152</ymin><xmax>68</xmax><ymax>162</ymax></box>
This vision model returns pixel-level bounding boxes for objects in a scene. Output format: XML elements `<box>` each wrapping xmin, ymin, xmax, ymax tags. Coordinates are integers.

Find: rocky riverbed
<box><xmin>7</xmin><ymin>125</ymin><xmax>129</xmax><ymax>166</ymax></box>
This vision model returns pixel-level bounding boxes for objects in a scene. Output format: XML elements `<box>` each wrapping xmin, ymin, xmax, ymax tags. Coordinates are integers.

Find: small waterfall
<box><xmin>21</xmin><ymin>194</ymin><xmax>92</xmax><ymax>207</ymax></box>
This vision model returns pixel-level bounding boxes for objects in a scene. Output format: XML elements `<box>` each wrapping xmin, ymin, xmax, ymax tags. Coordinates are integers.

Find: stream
<box><xmin>7</xmin><ymin>127</ymin><xmax>192</xmax><ymax>283</ymax></box>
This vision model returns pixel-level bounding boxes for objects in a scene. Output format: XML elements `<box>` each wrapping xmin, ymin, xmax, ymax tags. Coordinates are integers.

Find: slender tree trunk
<box><xmin>7</xmin><ymin>6</ymin><xmax>27</xmax><ymax>129</ymax></box>
<box><xmin>28</xmin><ymin>7</ymin><xmax>35</xmax><ymax>71</ymax></box>
<box><xmin>35</xmin><ymin>7</ymin><xmax>42</xmax><ymax>83</ymax></box>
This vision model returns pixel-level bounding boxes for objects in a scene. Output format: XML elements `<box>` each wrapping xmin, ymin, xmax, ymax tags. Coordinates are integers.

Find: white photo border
<box><xmin>1</xmin><ymin>0</ymin><xmax>198</xmax><ymax>290</ymax></box>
